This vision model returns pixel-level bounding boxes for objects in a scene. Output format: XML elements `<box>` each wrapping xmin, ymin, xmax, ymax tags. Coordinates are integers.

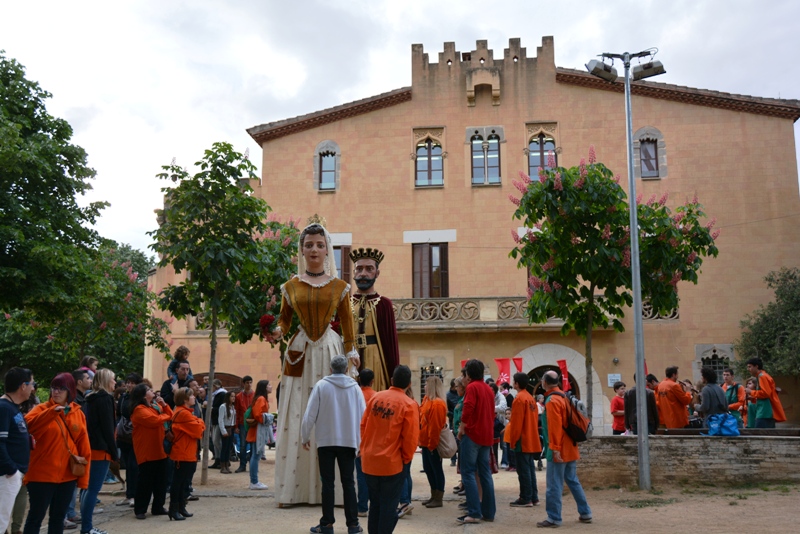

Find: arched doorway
<box><xmin>527</xmin><ymin>365</ymin><xmax>580</xmax><ymax>399</ymax></box>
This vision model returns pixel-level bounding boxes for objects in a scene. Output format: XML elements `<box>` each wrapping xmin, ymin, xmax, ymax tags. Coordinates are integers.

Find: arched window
<box><xmin>313</xmin><ymin>140</ymin><xmax>341</xmax><ymax>192</ymax></box>
<box><xmin>471</xmin><ymin>134</ymin><xmax>485</xmax><ymax>183</ymax></box>
<box><xmin>416</xmin><ymin>138</ymin><xmax>444</xmax><ymax>187</ymax></box>
<box><xmin>633</xmin><ymin>127</ymin><xmax>667</xmax><ymax>180</ymax></box>
<box><xmin>528</xmin><ymin>134</ymin><xmax>557</xmax><ymax>176</ymax></box>
<box><xmin>468</xmin><ymin>127</ymin><xmax>503</xmax><ymax>185</ymax></box>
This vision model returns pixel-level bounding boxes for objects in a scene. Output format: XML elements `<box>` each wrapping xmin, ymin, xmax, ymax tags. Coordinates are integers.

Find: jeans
<box><xmin>237</xmin><ymin>424</ymin><xmax>250</xmax><ymax>469</ymax></box>
<box><xmin>0</xmin><ymin>471</ymin><xmax>22</xmax><ymax>533</ymax></box>
<box><xmin>459</xmin><ymin>435</ymin><xmax>495</xmax><ymax>520</ymax></box>
<box><xmin>81</xmin><ymin>459</ymin><xmax>109</xmax><ymax>533</ymax></box>
<box><xmin>355</xmin><ymin>456</ymin><xmax>369</xmax><ymax>513</ymax></box>
<box><xmin>24</xmin><ymin>480</ymin><xmax>76</xmax><ymax>534</ymax></box>
<box><xmin>220</xmin><ymin>431</ymin><xmax>232</xmax><ymax>463</ymax></box>
<box><xmin>755</xmin><ymin>418</ymin><xmax>776</xmax><ymax>428</ymax></box>
<box><xmin>544</xmin><ymin>460</ymin><xmax>591</xmax><ymax>525</ymax></box>
<box><xmin>119</xmin><ymin>442</ymin><xmax>138</xmax><ymax>498</ymax></box>
<box><xmin>500</xmin><ymin>441</ymin><xmax>509</xmax><ymax>466</ymax></box>
<box><xmin>516</xmin><ymin>452</ymin><xmax>539</xmax><ymax>503</ymax></box>
<box><xmin>317</xmin><ymin>446</ymin><xmax>358</xmax><ymax>529</ymax></box>
<box><xmin>249</xmin><ymin>441</ymin><xmax>260</xmax><ymax>484</ymax></box>
<box><xmin>365</xmin><ymin>471</ymin><xmax>404</xmax><ymax>534</ymax></box>
<box><xmin>65</xmin><ymin>486</ymin><xmax>78</xmax><ymax>520</ymax></box>
<box><xmin>400</xmin><ymin>462</ymin><xmax>412</xmax><ymax>505</ymax></box>
<box><xmin>170</xmin><ymin>461</ymin><xmax>197</xmax><ymax>508</ymax></box>
<box><xmin>134</xmin><ymin>458</ymin><xmax>168</xmax><ymax>515</ymax></box>
<box><xmin>421</xmin><ymin>448</ymin><xmax>444</xmax><ymax>492</ymax></box>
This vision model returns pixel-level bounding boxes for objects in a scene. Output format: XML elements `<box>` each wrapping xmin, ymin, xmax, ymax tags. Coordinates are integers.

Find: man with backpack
<box><xmin>537</xmin><ymin>371</ymin><xmax>592</xmax><ymax>528</ymax></box>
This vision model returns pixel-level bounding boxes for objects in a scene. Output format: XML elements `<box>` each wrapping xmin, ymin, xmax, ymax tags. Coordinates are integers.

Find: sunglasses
<box><xmin>24</xmin><ymin>381</ymin><xmax>37</xmax><ymax>388</ymax></box>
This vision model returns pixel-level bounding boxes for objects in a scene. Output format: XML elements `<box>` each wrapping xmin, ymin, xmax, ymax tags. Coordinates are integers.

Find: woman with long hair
<box><xmin>419</xmin><ymin>376</ymin><xmax>447</xmax><ymax>509</ymax></box>
<box><xmin>269</xmin><ymin>222</ymin><xmax>357</xmax><ymax>505</ymax></box>
<box><xmin>168</xmin><ymin>387</ymin><xmax>205</xmax><ymax>521</ymax></box>
<box><xmin>78</xmin><ymin>357</ymin><xmax>99</xmax><ymax>380</ymax></box>
<box><xmin>81</xmin><ymin>368</ymin><xmax>118</xmax><ymax>534</ymax></box>
<box><xmin>23</xmin><ymin>373</ymin><xmax>90</xmax><ymax>534</ymax></box>
<box><xmin>130</xmin><ymin>383</ymin><xmax>173</xmax><ymax>520</ymax></box>
<box><xmin>246</xmin><ymin>380</ymin><xmax>272</xmax><ymax>490</ymax></box>
<box><xmin>217</xmin><ymin>391</ymin><xmax>236</xmax><ymax>474</ymax></box>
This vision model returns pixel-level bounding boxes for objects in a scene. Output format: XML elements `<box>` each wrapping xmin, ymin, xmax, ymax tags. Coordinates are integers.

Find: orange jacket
<box><xmin>131</xmin><ymin>403</ymin><xmax>173</xmax><ymax>463</ymax></box>
<box><xmin>246</xmin><ymin>396</ymin><xmax>269</xmax><ymax>443</ymax></box>
<box><xmin>360</xmin><ymin>387</ymin><xmax>420</xmax><ymax>476</ymax></box>
<box><xmin>657</xmin><ymin>378</ymin><xmax>692</xmax><ymax>428</ymax></box>
<box><xmin>750</xmin><ymin>371</ymin><xmax>786</xmax><ymax>422</ymax></box>
<box><xmin>361</xmin><ymin>386</ymin><xmax>376</xmax><ymax>405</ymax></box>
<box><xmin>544</xmin><ymin>389</ymin><xmax>579</xmax><ymax>462</ymax></box>
<box><xmin>504</xmin><ymin>390</ymin><xmax>541</xmax><ymax>454</ymax></box>
<box><xmin>169</xmin><ymin>406</ymin><xmax>205</xmax><ymax>463</ymax></box>
<box><xmin>24</xmin><ymin>400</ymin><xmax>91</xmax><ymax>489</ymax></box>
<box><xmin>418</xmin><ymin>397</ymin><xmax>446</xmax><ymax>451</ymax></box>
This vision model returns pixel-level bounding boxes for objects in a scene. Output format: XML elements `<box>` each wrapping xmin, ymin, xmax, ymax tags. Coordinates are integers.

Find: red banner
<box><xmin>513</xmin><ymin>357</ymin><xmax>523</xmax><ymax>373</ymax></box>
<box><xmin>494</xmin><ymin>358</ymin><xmax>511</xmax><ymax>385</ymax></box>
<box><xmin>644</xmin><ymin>359</ymin><xmax>649</xmax><ymax>376</ymax></box>
<box><xmin>460</xmin><ymin>359</ymin><xmax>468</xmax><ymax>371</ymax></box>
<box><xmin>556</xmin><ymin>359</ymin><xmax>571</xmax><ymax>392</ymax></box>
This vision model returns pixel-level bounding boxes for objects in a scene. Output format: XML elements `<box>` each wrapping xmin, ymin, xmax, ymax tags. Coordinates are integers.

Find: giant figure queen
<box><xmin>271</xmin><ymin>220</ymin><xmax>358</xmax><ymax>506</ymax></box>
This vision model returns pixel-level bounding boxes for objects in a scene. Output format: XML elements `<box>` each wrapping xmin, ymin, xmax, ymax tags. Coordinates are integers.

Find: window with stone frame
<box><xmin>528</xmin><ymin>133</ymin><xmax>557</xmax><ymax>176</ymax></box>
<box><xmin>640</xmin><ymin>140</ymin><xmax>659</xmax><ymax>178</ymax></box>
<box><xmin>412</xmin><ymin>243</ymin><xmax>449</xmax><ymax>298</ymax></box>
<box><xmin>633</xmin><ymin>127</ymin><xmax>668</xmax><ymax>180</ymax></box>
<box><xmin>415</xmin><ymin>138</ymin><xmax>444</xmax><ymax>187</ymax></box>
<box><xmin>700</xmin><ymin>348</ymin><xmax>730</xmax><ymax>381</ymax></box>
<box><xmin>313</xmin><ymin>140</ymin><xmax>341</xmax><ymax>192</ymax></box>
<box><xmin>333</xmin><ymin>245</ymin><xmax>351</xmax><ymax>285</ymax></box>
<box><xmin>469</xmin><ymin>126</ymin><xmax>503</xmax><ymax>185</ymax></box>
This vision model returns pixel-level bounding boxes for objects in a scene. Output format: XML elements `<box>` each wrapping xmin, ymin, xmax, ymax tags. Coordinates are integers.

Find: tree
<box><xmin>510</xmin><ymin>148</ymin><xmax>719</xmax><ymax>416</ymax></box>
<box><xmin>149</xmin><ymin>142</ymin><xmax>299</xmax><ymax>484</ymax></box>
<box><xmin>0</xmin><ymin>51</ymin><xmax>107</xmax><ymax>316</ymax></box>
<box><xmin>735</xmin><ymin>267</ymin><xmax>800</xmax><ymax>377</ymax></box>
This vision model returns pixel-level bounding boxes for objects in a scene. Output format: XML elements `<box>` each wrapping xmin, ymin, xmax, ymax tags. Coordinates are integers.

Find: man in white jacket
<box><xmin>302</xmin><ymin>355</ymin><xmax>366</xmax><ymax>534</ymax></box>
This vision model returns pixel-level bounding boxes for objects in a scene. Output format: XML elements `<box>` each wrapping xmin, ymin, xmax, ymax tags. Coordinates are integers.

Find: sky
<box><xmin>2</xmin><ymin>0</ymin><xmax>799</xmax><ymax>255</ymax></box>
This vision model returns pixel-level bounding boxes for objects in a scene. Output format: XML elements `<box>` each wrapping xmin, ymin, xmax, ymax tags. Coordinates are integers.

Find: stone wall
<box><xmin>578</xmin><ymin>436</ymin><xmax>800</xmax><ymax>487</ymax></box>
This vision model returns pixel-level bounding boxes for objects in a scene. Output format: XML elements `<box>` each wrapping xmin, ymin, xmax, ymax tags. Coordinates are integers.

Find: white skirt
<box><xmin>274</xmin><ymin>326</ymin><xmax>344</xmax><ymax>505</ymax></box>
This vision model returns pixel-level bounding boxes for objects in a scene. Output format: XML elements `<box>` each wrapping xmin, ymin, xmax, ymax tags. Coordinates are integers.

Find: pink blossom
<box><xmin>669</xmin><ymin>238</ymin><xmax>679</xmax><ymax>248</ymax></box>
<box><xmin>659</xmin><ymin>191</ymin><xmax>669</xmax><ymax>206</ymax></box>
<box><xmin>518</xmin><ymin>171</ymin><xmax>532</xmax><ymax>185</ymax></box>
<box><xmin>168</xmin><ymin>339</ymin><xmax>174</xmax><ymax>347</ymax></box>
<box><xmin>547</xmin><ymin>151</ymin><xmax>556</xmax><ymax>168</ymax></box>
<box><xmin>529</xmin><ymin>276</ymin><xmax>543</xmax><ymax>289</ymax></box>
<box><xmin>138</xmin><ymin>324</ymin><xmax>143</xmax><ymax>333</ymax></box>
<box><xmin>636</xmin><ymin>193</ymin><xmax>643</xmax><ymax>204</ymax></box>
<box><xmin>571</xmin><ymin>235</ymin><xmax>580</xmax><ymax>245</ymax></box>
<box><xmin>673</xmin><ymin>212</ymin><xmax>685</xmax><ymax>223</ymax></box>
<box><xmin>687</xmin><ymin>251</ymin><xmax>698</xmax><ymax>264</ymax></box>
<box><xmin>124</xmin><ymin>292</ymin><xmax>132</xmax><ymax>303</ymax></box>
<box><xmin>541</xmin><ymin>258</ymin><xmax>555</xmax><ymax>271</ymax></box>
<box><xmin>553</xmin><ymin>173</ymin><xmax>563</xmax><ymax>191</ymax></box>
<box><xmin>291</xmin><ymin>256</ymin><xmax>298</xmax><ymax>265</ymax></box>
<box><xmin>100</xmin><ymin>321</ymin><xmax>107</xmax><ymax>330</ymax></box>
<box><xmin>579</xmin><ymin>158</ymin><xmax>587</xmax><ymax>178</ymax></box>
<box><xmin>267</xmin><ymin>285</ymin><xmax>275</xmax><ymax>296</ymax></box>
<box><xmin>3</xmin><ymin>313</ymin><xmax>10</xmax><ymax>320</ymax></box>
<box><xmin>692</xmin><ymin>192</ymin><xmax>699</xmax><ymax>204</ymax></box>
<box><xmin>47</xmin><ymin>335</ymin><xmax>54</xmax><ymax>341</ymax></box>
<box><xmin>104</xmin><ymin>272</ymin><xmax>109</xmax><ymax>278</ymax></box>
<box><xmin>553</xmin><ymin>281</ymin><xmax>562</xmax><ymax>290</ymax></box>
<box><xmin>621</xmin><ymin>247</ymin><xmax>631</xmax><ymax>268</ymax></box>
<box><xmin>602</xmin><ymin>224</ymin><xmax>611</xmax><ymax>240</ymax></box>
<box><xmin>534</xmin><ymin>222</ymin><xmax>543</xmax><ymax>230</ymax></box>
<box><xmin>711</xmin><ymin>229</ymin><xmax>721</xmax><ymax>240</ymax></box>
<box><xmin>647</xmin><ymin>194</ymin><xmax>657</xmax><ymax>205</ymax></box>
<box><xmin>613</xmin><ymin>175</ymin><xmax>620</xmax><ymax>184</ymax></box>
<box><xmin>511</xmin><ymin>230</ymin><xmax>520</xmax><ymax>243</ymax></box>
<box><xmin>607</xmin><ymin>205</ymin><xmax>617</xmax><ymax>213</ymax></box>
<box><xmin>574</xmin><ymin>177</ymin><xmax>585</xmax><ymax>189</ymax></box>
<box><xmin>543</xmin><ymin>282</ymin><xmax>552</xmax><ymax>293</ymax></box>
<box><xmin>538</xmin><ymin>167</ymin><xmax>547</xmax><ymax>184</ymax></box>
<box><xmin>588</xmin><ymin>145</ymin><xmax>597</xmax><ymax>164</ymax></box>
<box><xmin>125</xmin><ymin>322</ymin><xmax>134</xmax><ymax>333</ymax></box>
<box><xmin>235</xmin><ymin>280</ymin><xmax>241</xmax><ymax>287</ymax></box>
<box><xmin>527</xmin><ymin>230</ymin><xmax>538</xmax><ymax>242</ymax></box>
<box><xmin>669</xmin><ymin>272</ymin><xmax>681</xmax><ymax>286</ymax></box>
<box><xmin>512</xmin><ymin>179</ymin><xmax>528</xmax><ymax>194</ymax></box>
<box><xmin>706</xmin><ymin>217</ymin><xmax>717</xmax><ymax>229</ymax></box>
<box><xmin>508</xmin><ymin>195</ymin><xmax>521</xmax><ymax>206</ymax></box>
<box><xmin>111</xmin><ymin>260</ymin><xmax>118</xmax><ymax>268</ymax></box>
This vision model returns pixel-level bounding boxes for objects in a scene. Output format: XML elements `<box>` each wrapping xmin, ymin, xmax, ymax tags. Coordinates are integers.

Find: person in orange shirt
<box><xmin>746</xmin><ymin>357</ymin><xmax>786</xmax><ymax>428</ymax></box>
<box><xmin>656</xmin><ymin>366</ymin><xmax>693</xmax><ymax>429</ymax></box>
<box><xmin>23</xmin><ymin>372</ymin><xmax>91</xmax><ymax>534</ymax></box>
<box><xmin>360</xmin><ymin>365</ymin><xmax>419</xmax><ymax>534</ymax></box>
<box><xmin>246</xmin><ymin>380</ymin><xmax>271</xmax><ymax>490</ymax></box>
<box><xmin>233</xmin><ymin>376</ymin><xmax>254</xmax><ymax>474</ymax></box>
<box><xmin>356</xmin><ymin>368</ymin><xmax>377</xmax><ymax>517</ymax></box>
<box><xmin>722</xmin><ymin>368</ymin><xmax>746</xmax><ymax>428</ymax></box>
<box><xmin>505</xmin><ymin>373</ymin><xmax>542</xmax><ymax>508</ymax></box>
<box><xmin>168</xmin><ymin>387</ymin><xmax>205</xmax><ymax>521</ymax></box>
<box><xmin>418</xmin><ymin>376</ymin><xmax>447</xmax><ymax>509</ymax></box>
<box><xmin>130</xmin><ymin>383</ymin><xmax>173</xmax><ymax>520</ymax></box>
<box><xmin>537</xmin><ymin>371</ymin><xmax>592</xmax><ymax>528</ymax></box>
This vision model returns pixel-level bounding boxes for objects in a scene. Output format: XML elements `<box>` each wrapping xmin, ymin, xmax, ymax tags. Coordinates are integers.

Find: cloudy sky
<box><xmin>3</xmin><ymin>0</ymin><xmax>798</xmax><ymax>255</ymax></box>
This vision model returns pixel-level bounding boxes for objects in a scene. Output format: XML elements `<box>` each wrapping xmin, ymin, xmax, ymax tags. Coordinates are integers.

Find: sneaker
<box><xmin>250</xmin><ymin>482</ymin><xmax>269</xmax><ymax>490</ymax></box>
<box><xmin>510</xmin><ymin>498</ymin><xmax>534</xmax><ymax>507</ymax></box>
<box><xmin>63</xmin><ymin>519</ymin><xmax>77</xmax><ymax>530</ymax></box>
<box><xmin>579</xmin><ymin>516</ymin><xmax>593</xmax><ymax>524</ymax></box>
<box><xmin>358</xmin><ymin>511</ymin><xmax>367</xmax><ymax>517</ymax></box>
<box><xmin>533</xmin><ymin>499</ymin><xmax>541</xmax><ymax>506</ymax></box>
<box><xmin>187</xmin><ymin>494</ymin><xmax>199</xmax><ymax>501</ymax></box>
<box><xmin>235</xmin><ymin>466</ymin><xmax>247</xmax><ymax>473</ymax></box>
<box><xmin>397</xmin><ymin>503</ymin><xmax>414</xmax><ymax>518</ymax></box>
<box><xmin>67</xmin><ymin>515</ymin><xmax>81</xmax><ymax>523</ymax></box>
<box><xmin>85</xmin><ymin>528</ymin><xmax>108</xmax><ymax>534</ymax></box>
<box><xmin>116</xmin><ymin>497</ymin><xmax>133</xmax><ymax>506</ymax></box>
<box><xmin>347</xmin><ymin>527</ymin><xmax>363</xmax><ymax>534</ymax></box>
<box><xmin>457</xmin><ymin>489</ymin><xmax>466</xmax><ymax>496</ymax></box>
<box><xmin>456</xmin><ymin>515</ymin><xmax>481</xmax><ymax>524</ymax></box>
<box><xmin>537</xmin><ymin>519</ymin><xmax>560</xmax><ymax>528</ymax></box>
<box><xmin>94</xmin><ymin>508</ymin><xmax>104</xmax><ymax>514</ymax></box>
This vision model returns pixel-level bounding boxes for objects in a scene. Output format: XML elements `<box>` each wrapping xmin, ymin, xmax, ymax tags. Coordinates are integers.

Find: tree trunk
<box><xmin>585</xmin><ymin>288</ymin><xmax>594</xmax><ymax>422</ymax></box>
<box><xmin>199</xmin><ymin>302</ymin><xmax>219</xmax><ymax>485</ymax></box>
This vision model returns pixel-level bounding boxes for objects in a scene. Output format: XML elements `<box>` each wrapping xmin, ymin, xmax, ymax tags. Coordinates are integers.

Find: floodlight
<box><xmin>632</xmin><ymin>60</ymin><xmax>666</xmax><ymax>81</ymax></box>
<box><xmin>585</xmin><ymin>59</ymin><xmax>618</xmax><ymax>82</ymax></box>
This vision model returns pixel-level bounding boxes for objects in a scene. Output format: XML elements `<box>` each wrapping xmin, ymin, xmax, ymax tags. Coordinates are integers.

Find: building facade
<box><xmin>147</xmin><ymin>37</ymin><xmax>800</xmax><ymax>431</ymax></box>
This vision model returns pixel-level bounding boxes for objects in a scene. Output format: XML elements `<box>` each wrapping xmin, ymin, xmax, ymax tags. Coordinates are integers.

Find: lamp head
<box><xmin>585</xmin><ymin>59</ymin><xmax>618</xmax><ymax>82</ymax></box>
<box><xmin>632</xmin><ymin>60</ymin><xmax>666</xmax><ymax>81</ymax></box>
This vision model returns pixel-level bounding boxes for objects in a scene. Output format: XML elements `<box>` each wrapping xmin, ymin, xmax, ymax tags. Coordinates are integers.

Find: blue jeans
<box><xmin>516</xmin><ymin>452</ymin><xmax>538</xmax><ymax>503</ymax></box>
<box><xmin>545</xmin><ymin>460</ymin><xmax>591</xmax><ymax>525</ymax></box>
<box><xmin>249</xmin><ymin>441</ymin><xmax>260</xmax><ymax>484</ymax></box>
<box><xmin>237</xmin><ymin>424</ymin><xmax>250</xmax><ymax>468</ymax></box>
<box><xmin>80</xmin><ymin>459</ymin><xmax>109</xmax><ymax>533</ymax></box>
<box><xmin>459</xmin><ymin>435</ymin><xmax>495</xmax><ymax>520</ymax></box>
<box><xmin>400</xmin><ymin>462</ymin><xmax>412</xmax><ymax>505</ymax></box>
<box><xmin>65</xmin><ymin>486</ymin><xmax>78</xmax><ymax>520</ymax></box>
<box><xmin>421</xmin><ymin>448</ymin><xmax>444</xmax><ymax>493</ymax></box>
<box><xmin>365</xmin><ymin>471</ymin><xmax>404</xmax><ymax>534</ymax></box>
<box><xmin>355</xmin><ymin>456</ymin><xmax>369</xmax><ymax>513</ymax></box>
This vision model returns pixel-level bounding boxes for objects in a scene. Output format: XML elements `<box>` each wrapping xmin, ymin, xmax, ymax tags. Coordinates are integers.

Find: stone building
<box><xmin>147</xmin><ymin>37</ymin><xmax>800</xmax><ymax>431</ymax></box>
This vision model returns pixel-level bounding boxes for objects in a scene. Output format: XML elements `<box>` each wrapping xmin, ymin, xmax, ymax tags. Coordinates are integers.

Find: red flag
<box><xmin>460</xmin><ymin>359</ymin><xmax>468</xmax><ymax>371</ymax></box>
<box><xmin>512</xmin><ymin>357</ymin><xmax>523</xmax><ymax>373</ymax></box>
<box><xmin>644</xmin><ymin>359</ymin><xmax>649</xmax><ymax>376</ymax></box>
<box><xmin>494</xmin><ymin>358</ymin><xmax>511</xmax><ymax>385</ymax></box>
<box><xmin>556</xmin><ymin>359</ymin><xmax>571</xmax><ymax>392</ymax></box>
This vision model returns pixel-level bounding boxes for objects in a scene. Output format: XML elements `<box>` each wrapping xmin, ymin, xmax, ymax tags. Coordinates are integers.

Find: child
<box><xmin>168</xmin><ymin>345</ymin><xmax>194</xmax><ymax>382</ymax></box>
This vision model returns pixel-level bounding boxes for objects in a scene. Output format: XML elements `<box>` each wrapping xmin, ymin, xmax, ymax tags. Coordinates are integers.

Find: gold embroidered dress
<box><xmin>274</xmin><ymin>275</ymin><xmax>356</xmax><ymax>505</ymax></box>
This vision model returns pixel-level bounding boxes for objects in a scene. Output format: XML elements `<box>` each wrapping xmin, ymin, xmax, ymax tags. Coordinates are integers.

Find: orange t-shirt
<box><xmin>656</xmin><ymin>378</ymin><xmax>692</xmax><ymax>428</ymax></box>
<box><xmin>361</xmin><ymin>386</ymin><xmax>376</xmax><ymax>405</ymax></box>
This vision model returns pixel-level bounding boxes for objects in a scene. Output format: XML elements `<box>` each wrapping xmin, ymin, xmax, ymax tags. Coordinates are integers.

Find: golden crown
<box><xmin>349</xmin><ymin>247</ymin><xmax>384</xmax><ymax>265</ymax></box>
<box><xmin>306</xmin><ymin>213</ymin><xmax>327</xmax><ymax>227</ymax></box>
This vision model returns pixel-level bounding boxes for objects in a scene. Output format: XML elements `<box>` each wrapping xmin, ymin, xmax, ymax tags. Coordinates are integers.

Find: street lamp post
<box><xmin>586</xmin><ymin>50</ymin><xmax>665</xmax><ymax>490</ymax></box>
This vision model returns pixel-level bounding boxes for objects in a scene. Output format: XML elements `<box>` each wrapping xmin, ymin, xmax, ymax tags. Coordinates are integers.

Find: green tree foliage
<box><xmin>149</xmin><ymin>142</ymin><xmax>299</xmax><ymax>484</ymax></box>
<box><xmin>0</xmin><ymin>51</ymin><xmax>107</xmax><ymax>316</ymax></box>
<box><xmin>735</xmin><ymin>267</ymin><xmax>800</xmax><ymax>376</ymax></box>
<box><xmin>510</xmin><ymin>148</ymin><xmax>719</xmax><ymax>415</ymax></box>
<box><xmin>0</xmin><ymin>242</ymin><xmax>170</xmax><ymax>385</ymax></box>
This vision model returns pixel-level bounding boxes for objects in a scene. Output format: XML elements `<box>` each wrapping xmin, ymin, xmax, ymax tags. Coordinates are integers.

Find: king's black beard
<box><xmin>355</xmin><ymin>277</ymin><xmax>376</xmax><ymax>291</ymax></box>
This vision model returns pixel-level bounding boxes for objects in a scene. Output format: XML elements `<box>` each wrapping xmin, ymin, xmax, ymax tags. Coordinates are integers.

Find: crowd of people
<box><xmin>610</xmin><ymin>358</ymin><xmax>786</xmax><ymax>434</ymax></box>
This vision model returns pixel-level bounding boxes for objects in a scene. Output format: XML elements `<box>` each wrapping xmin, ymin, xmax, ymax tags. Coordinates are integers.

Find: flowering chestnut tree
<box><xmin>149</xmin><ymin>142</ymin><xmax>298</xmax><ymax>483</ymax></box>
<box><xmin>510</xmin><ymin>148</ymin><xmax>719</xmax><ymax>415</ymax></box>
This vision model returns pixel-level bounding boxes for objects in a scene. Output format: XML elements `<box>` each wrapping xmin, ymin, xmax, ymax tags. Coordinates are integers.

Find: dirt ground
<box><xmin>84</xmin><ymin>449</ymin><xmax>800</xmax><ymax>534</ymax></box>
